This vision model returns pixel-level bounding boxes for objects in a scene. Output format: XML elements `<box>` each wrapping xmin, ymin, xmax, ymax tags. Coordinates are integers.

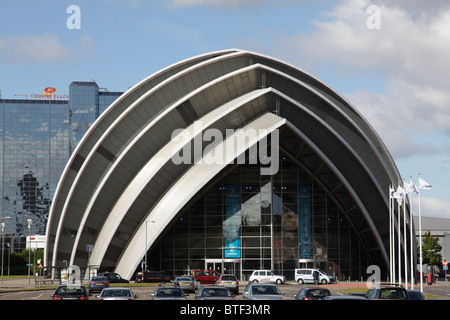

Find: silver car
<box><xmin>242</xmin><ymin>283</ymin><xmax>284</xmax><ymax>300</ymax></box>
<box><xmin>96</xmin><ymin>287</ymin><xmax>138</xmax><ymax>300</ymax></box>
<box><xmin>174</xmin><ymin>276</ymin><xmax>197</xmax><ymax>292</ymax></box>
<box><xmin>215</xmin><ymin>274</ymin><xmax>239</xmax><ymax>294</ymax></box>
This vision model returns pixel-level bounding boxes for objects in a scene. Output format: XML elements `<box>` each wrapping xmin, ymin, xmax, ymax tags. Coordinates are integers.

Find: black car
<box><xmin>98</xmin><ymin>272</ymin><xmax>129</xmax><ymax>283</ymax></box>
<box><xmin>51</xmin><ymin>284</ymin><xmax>89</xmax><ymax>300</ymax></box>
<box><xmin>365</xmin><ymin>284</ymin><xmax>409</xmax><ymax>300</ymax></box>
<box><xmin>407</xmin><ymin>290</ymin><xmax>427</xmax><ymax>300</ymax></box>
<box><xmin>294</xmin><ymin>287</ymin><xmax>331</xmax><ymax>300</ymax></box>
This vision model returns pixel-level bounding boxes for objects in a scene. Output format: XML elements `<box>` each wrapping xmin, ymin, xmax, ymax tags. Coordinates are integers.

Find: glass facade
<box><xmin>0</xmin><ymin>82</ymin><xmax>122</xmax><ymax>244</ymax></box>
<box><xmin>146</xmin><ymin>151</ymin><xmax>371</xmax><ymax>282</ymax></box>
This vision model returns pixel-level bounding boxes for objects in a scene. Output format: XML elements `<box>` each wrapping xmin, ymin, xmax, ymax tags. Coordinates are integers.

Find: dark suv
<box><xmin>98</xmin><ymin>272</ymin><xmax>129</xmax><ymax>283</ymax></box>
<box><xmin>365</xmin><ymin>284</ymin><xmax>409</xmax><ymax>300</ymax></box>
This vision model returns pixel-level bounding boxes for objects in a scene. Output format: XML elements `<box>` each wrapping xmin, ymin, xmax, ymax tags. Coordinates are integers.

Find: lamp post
<box><xmin>27</xmin><ymin>219</ymin><xmax>32</xmax><ymax>284</ymax></box>
<box><xmin>1</xmin><ymin>216</ymin><xmax>10</xmax><ymax>284</ymax></box>
<box><xmin>145</xmin><ymin>220</ymin><xmax>155</xmax><ymax>272</ymax></box>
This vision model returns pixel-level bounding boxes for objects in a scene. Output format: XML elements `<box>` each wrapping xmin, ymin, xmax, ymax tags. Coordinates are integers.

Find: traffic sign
<box><xmin>443</xmin><ymin>260</ymin><xmax>448</xmax><ymax>267</ymax></box>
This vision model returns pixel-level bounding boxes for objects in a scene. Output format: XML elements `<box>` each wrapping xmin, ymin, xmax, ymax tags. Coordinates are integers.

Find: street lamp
<box><xmin>27</xmin><ymin>219</ymin><xmax>32</xmax><ymax>284</ymax></box>
<box><xmin>1</xmin><ymin>217</ymin><xmax>11</xmax><ymax>284</ymax></box>
<box><xmin>144</xmin><ymin>220</ymin><xmax>156</xmax><ymax>272</ymax></box>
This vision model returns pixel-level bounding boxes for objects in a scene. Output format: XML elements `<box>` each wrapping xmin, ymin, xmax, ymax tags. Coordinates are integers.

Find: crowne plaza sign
<box><xmin>30</xmin><ymin>87</ymin><xmax>69</xmax><ymax>100</ymax></box>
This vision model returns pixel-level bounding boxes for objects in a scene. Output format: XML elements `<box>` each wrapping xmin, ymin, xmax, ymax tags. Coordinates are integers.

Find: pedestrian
<box><xmin>313</xmin><ymin>269</ymin><xmax>319</xmax><ymax>285</ymax></box>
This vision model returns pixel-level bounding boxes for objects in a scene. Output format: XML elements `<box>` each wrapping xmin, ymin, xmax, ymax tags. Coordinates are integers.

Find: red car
<box><xmin>191</xmin><ymin>270</ymin><xmax>220</xmax><ymax>284</ymax></box>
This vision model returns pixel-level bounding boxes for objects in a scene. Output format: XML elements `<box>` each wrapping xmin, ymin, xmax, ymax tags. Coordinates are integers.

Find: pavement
<box><xmin>0</xmin><ymin>276</ymin><xmax>58</xmax><ymax>290</ymax></box>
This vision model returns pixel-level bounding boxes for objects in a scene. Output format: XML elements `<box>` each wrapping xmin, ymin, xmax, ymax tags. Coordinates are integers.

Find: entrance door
<box><xmin>205</xmin><ymin>260</ymin><xmax>241</xmax><ymax>280</ymax></box>
<box><xmin>223</xmin><ymin>261</ymin><xmax>241</xmax><ymax>279</ymax></box>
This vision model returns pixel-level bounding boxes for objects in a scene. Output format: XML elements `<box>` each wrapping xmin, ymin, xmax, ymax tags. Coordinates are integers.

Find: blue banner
<box><xmin>298</xmin><ymin>185</ymin><xmax>311</xmax><ymax>258</ymax></box>
<box><xmin>224</xmin><ymin>185</ymin><xmax>241</xmax><ymax>258</ymax></box>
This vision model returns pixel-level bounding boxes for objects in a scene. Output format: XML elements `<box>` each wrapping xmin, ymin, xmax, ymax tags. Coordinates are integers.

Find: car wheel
<box><xmin>321</xmin><ymin>279</ymin><xmax>328</xmax><ymax>284</ymax></box>
<box><xmin>297</xmin><ymin>279</ymin><xmax>305</xmax><ymax>284</ymax></box>
<box><xmin>252</xmin><ymin>279</ymin><xmax>259</xmax><ymax>283</ymax></box>
<box><xmin>276</xmin><ymin>279</ymin><xmax>282</xmax><ymax>285</ymax></box>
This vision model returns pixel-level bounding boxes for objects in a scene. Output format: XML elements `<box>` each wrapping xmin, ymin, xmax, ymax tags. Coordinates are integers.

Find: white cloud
<box><xmin>0</xmin><ymin>33</ymin><xmax>72</xmax><ymax>64</ymax></box>
<box><xmin>0</xmin><ymin>33</ymin><xmax>96</xmax><ymax>64</ymax></box>
<box><xmin>255</xmin><ymin>0</ymin><xmax>450</xmax><ymax>160</ymax></box>
<box><xmin>412</xmin><ymin>196</ymin><xmax>450</xmax><ymax>219</ymax></box>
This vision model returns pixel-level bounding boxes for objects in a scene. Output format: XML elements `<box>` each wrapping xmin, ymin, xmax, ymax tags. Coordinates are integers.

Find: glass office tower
<box><xmin>0</xmin><ymin>82</ymin><xmax>122</xmax><ymax>244</ymax></box>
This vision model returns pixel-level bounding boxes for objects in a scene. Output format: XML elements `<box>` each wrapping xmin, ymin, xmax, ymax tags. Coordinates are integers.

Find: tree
<box><xmin>419</xmin><ymin>231</ymin><xmax>442</xmax><ymax>266</ymax></box>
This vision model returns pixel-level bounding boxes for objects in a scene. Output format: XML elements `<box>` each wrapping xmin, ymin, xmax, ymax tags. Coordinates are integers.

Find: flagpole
<box><xmin>398</xmin><ymin>193</ymin><xmax>402</xmax><ymax>286</ymax></box>
<box><xmin>389</xmin><ymin>184</ymin><xmax>393</xmax><ymax>283</ymax></box>
<box><xmin>403</xmin><ymin>180</ymin><xmax>408</xmax><ymax>289</ymax></box>
<box><xmin>418</xmin><ymin>174</ymin><xmax>423</xmax><ymax>292</ymax></box>
<box><xmin>409</xmin><ymin>177</ymin><xmax>414</xmax><ymax>290</ymax></box>
<box><xmin>392</xmin><ymin>191</ymin><xmax>396</xmax><ymax>284</ymax></box>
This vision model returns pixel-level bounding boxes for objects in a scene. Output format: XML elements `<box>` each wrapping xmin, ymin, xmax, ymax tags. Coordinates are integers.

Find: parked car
<box><xmin>249</xmin><ymin>270</ymin><xmax>285</xmax><ymax>284</ymax></box>
<box><xmin>152</xmin><ymin>285</ymin><xmax>189</xmax><ymax>300</ymax></box>
<box><xmin>135</xmin><ymin>271</ymin><xmax>173</xmax><ymax>283</ymax></box>
<box><xmin>98</xmin><ymin>272</ymin><xmax>129</xmax><ymax>283</ymax></box>
<box><xmin>294</xmin><ymin>268</ymin><xmax>336</xmax><ymax>285</ymax></box>
<box><xmin>51</xmin><ymin>284</ymin><xmax>89</xmax><ymax>300</ymax></box>
<box><xmin>191</xmin><ymin>269</ymin><xmax>221</xmax><ymax>284</ymax></box>
<box><xmin>294</xmin><ymin>287</ymin><xmax>331</xmax><ymax>300</ymax></box>
<box><xmin>215</xmin><ymin>274</ymin><xmax>239</xmax><ymax>294</ymax></box>
<box><xmin>407</xmin><ymin>290</ymin><xmax>427</xmax><ymax>300</ymax></box>
<box><xmin>174</xmin><ymin>276</ymin><xmax>197</xmax><ymax>292</ymax></box>
<box><xmin>88</xmin><ymin>276</ymin><xmax>110</xmax><ymax>294</ymax></box>
<box><xmin>365</xmin><ymin>284</ymin><xmax>409</xmax><ymax>300</ymax></box>
<box><xmin>195</xmin><ymin>286</ymin><xmax>235</xmax><ymax>300</ymax></box>
<box><xmin>242</xmin><ymin>283</ymin><xmax>284</xmax><ymax>300</ymax></box>
<box><xmin>96</xmin><ymin>287</ymin><xmax>139</xmax><ymax>300</ymax></box>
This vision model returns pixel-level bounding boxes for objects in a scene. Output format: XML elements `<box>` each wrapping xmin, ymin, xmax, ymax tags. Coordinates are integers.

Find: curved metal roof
<box><xmin>44</xmin><ymin>49</ymin><xmax>407</xmax><ymax>279</ymax></box>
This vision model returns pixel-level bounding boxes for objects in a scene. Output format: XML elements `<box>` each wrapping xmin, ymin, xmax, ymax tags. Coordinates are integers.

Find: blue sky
<box><xmin>1</xmin><ymin>0</ymin><xmax>449</xmax><ymax>218</ymax></box>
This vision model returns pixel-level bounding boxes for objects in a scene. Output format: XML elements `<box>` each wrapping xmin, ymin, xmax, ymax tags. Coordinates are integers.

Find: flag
<box><xmin>404</xmin><ymin>179</ymin><xmax>419</xmax><ymax>194</ymax></box>
<box><xmin>393</xmin><ymin>185</ymin><xmax>405</xmax><ymax>204</ymax></box>
<box><xmin>418</xmin><ymin>177</ymin><xmax>432</xmax><ymax>190</ymax></box>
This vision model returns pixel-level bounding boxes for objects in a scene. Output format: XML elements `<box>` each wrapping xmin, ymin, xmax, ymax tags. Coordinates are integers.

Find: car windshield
<box><xmin>380</xmin><ymin>289</ymin><xmax>408</xmax><ymax>299</ymax></box>
<box><xmin>221</xmin><ymin>276</ymin><xmax>236</xmax><ymax>281</ymax></box>
<box><xmin>91</xmin><ymin>277</ymin><xmax>107</xmax><ymax>281</ymax></box>
<box><xmin>252</xmin><ymin>285</ymin><xmax>281</xmax><ymax>295</ymax></box>
<box><xmin>156</xmin><ymin>288</ymin><xmax>184</xmax><ymax>297</ymax></box>
<box><xmin>177</xmin><ymin>277</ymin><xmax>191</xmax><ymax>281</ymax></box>
<box><xmin>201</xmin><ymin>288</ymin><xmax>230</xmax><ymax>297</ymax></box>
<box><xmin>307</xmin><ymin>289</ymin><xmax>330</xmax><ymax>297</ymax></box>
<box><xmin>102</xmin><ymin>289</ymin><xmax>131</xmax><ymax>297</ymax></box>
<box><xmin>56</xmin><ymin>286</ymin><xmax>85</xmax><ymax>295</ymax></box>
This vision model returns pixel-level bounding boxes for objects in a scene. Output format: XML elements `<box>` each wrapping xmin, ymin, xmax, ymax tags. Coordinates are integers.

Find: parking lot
<box><xmin>1</xmin><ymin>278</ymin><xmax>450</xmax><ymax>300</ymax></box>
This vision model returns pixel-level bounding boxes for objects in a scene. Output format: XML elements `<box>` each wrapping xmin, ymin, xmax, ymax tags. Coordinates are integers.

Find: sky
<box><xmin>0</xmin><ymin>0</ymin><xmax>449</xmax><ymax>218</ymax></box>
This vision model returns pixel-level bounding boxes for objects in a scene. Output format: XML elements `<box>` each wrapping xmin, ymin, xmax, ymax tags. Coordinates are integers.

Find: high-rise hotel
<box><xmin>0</xmin><ymin>81</ymin><xmax>122</xmax><ymax>243</ymax></box>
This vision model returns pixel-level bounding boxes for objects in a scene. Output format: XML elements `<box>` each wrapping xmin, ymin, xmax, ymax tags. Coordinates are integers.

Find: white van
<box><xmin>295</xmin><ymin>268</ymin><xmax>336</xmax><ymax>285</ymax></box>
<box><xmin>249</xmin><ymin>270</ymin><xmax>286</xmax><ymax>285</ymax></box>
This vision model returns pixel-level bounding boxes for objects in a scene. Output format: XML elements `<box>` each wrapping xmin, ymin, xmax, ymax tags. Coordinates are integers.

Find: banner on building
<box><xmin>224</xmin><ymin>185</ymin><xmax>241</xmax><ymax>258</ymax></box>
